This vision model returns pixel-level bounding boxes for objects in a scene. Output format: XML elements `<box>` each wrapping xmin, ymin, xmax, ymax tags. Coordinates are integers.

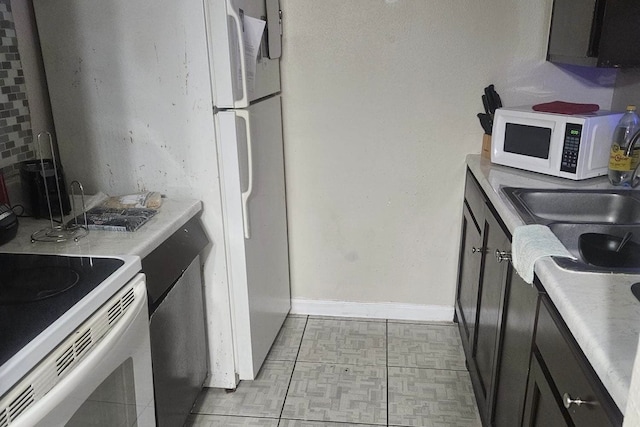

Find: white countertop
<box><xmin>466</xmin><ymin>154</ymin><xmax>640</xmax><ymax>413</ymax></box>
<box><xmin>0</xmin><ymin>197</ymin><xmax>203</xmax><ymax>259</ymax></box>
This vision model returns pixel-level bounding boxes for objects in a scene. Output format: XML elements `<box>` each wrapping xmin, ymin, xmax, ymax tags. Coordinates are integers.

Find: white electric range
<box><xmin>0</xmin><ymin>253</ymin><xmax>155</xmax><ymax>426</ymax></box>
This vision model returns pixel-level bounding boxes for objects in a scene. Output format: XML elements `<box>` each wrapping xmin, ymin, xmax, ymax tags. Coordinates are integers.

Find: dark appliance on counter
<box><xmin>548</xmin><ymin>0</ymin><xmax>640</xmax><ymax>67</ymax></box>
<box><xmin>0</xmin><ymin>204</ymin><xmax>18</xmax><ymax>245</ymax></box>
<box><xmin>142</xmin><ymin>216</ymin><xmax>209</xmax><ymax>427</ymax></box>
<box><xmin>20</xmin><ymin>159</ymin><xmax>71</xmax><ymax>219</ymax></box>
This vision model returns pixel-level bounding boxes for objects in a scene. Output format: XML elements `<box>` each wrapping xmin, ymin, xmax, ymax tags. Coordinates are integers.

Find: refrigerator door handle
<box><xmin>237</xmin><ymin>109</ymin><xmax>253</xmax><ymax>239</ymax></box>
<box><xmin>265</xmin><ymin>0</ymin><xmax>282</xmax><ymax>59</ymax></box>
<box><xmin>226</xmin><ymin>2</ymin><xmax>249</xmax><ymax>108</ymax></box>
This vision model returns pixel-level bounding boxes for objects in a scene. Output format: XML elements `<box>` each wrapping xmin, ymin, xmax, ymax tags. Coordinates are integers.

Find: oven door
<box><xmin>491</xmin><ymin>111</ymin><xmax>563</xmax><ymax>176</ymax></box>
<box><xmin>2</xmin><ymin>274</ymin><xmax>155</xmax><ymax>427</ymax></box>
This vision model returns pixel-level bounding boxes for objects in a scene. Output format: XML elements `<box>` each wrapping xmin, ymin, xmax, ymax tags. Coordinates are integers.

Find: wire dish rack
<box><xmin>30</xmin><ymin>132</ymin><xmax>89</xmax><ymax>243</ymax></box>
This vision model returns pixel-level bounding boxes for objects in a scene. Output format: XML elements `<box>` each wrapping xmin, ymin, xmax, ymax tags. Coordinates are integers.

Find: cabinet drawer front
<box><xmin>464</xmin><ymin>169</ymin><xmax>485</xmax><ymax>227</ymax></box>
<box><xmin>535</xmin><ymin>298</ymin><xmax>618</xmax><ymax>427</ymax></box>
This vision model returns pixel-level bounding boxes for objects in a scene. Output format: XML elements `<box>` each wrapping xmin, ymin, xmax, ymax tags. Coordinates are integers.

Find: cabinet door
<box><xmin>535</xmin><ymin>299</ymin><xmax>621</xmax><ymax>427</ymax></box>
<box><xmin>455</xmin><ymin>202</ymin><xmax>483</xmax><ymax>357</ymax></box>
<box><xmin>522</xmin><ymin>352</ymin><xmax>571</xmax><ymax>427</ymax></box>
<box><xmin>597</xmin><ymin>0</ymin><xmax>640</xmax><ymax>67</ymax></box>
<box><xmin>472</xmin><ymin>205</ymin><xmax>510</xmax><ymax>421</ymax></box>
<box><xmin>492</xmin><ymin>270</ymin><xmax>539</xmax><ymax>427</ymax></box>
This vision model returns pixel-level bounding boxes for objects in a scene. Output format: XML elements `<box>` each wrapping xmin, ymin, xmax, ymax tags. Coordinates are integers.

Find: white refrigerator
<box><xmin>33</xmin><ymin>0</ymin><xmax>290</xmax><ymax>386</ymax></box>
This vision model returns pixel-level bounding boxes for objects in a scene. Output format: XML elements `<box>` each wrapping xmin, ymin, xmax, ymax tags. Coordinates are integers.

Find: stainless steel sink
<box><xmin>548</xmin><ymin>223</ymin><xmax>640</xmax><ymax>273</ymax></box>
<box><xmin>502</xmin><ymin>187</ymin><xmax>640</xmax><ymax>225</ymax></box>
<box><xmin>502</xmin><ymin>187</ymin><xmax>640</xmax><ymax>272</ymax></box>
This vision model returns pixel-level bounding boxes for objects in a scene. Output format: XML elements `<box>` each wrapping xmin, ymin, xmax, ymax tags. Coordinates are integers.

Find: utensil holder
<box><xmin>482</xmin><ymin>134</ymin><xmax>491</xmax><ymax>160</ymax></box>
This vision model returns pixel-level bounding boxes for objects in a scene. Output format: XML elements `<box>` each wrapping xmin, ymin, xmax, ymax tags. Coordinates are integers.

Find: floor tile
<box><xmin>388</xmin><ymin>319</ymin><xmax>457</xmax><ymax>326</ymax></box>
<box><xmin>281</xmin><ymin>362</ymin><xmax>386</xmax><ymax>425</ymax></box>
<box><xmin>308</xmin><ymin>315</ymin><xmax>387</xmax><ymax>323</ymax></box>
<box><xmin>267</xmin><ymin>316</ymin><xmax>308</xmax><ymax>361</ymax></box>
<box><xmin>192</xmin><ymin>360</ymin><xmax>294</xmax><ymax>418</ymax></box>
<box><xmin>387</xmin><ymin>323</ymin><xmax>466</xmax><ymax>370</ymax></box>
<box><xmin>185</xmin><ymin>414</ymin><xmax>279</xmax><ymax>426</ymax></box>
<box><xmin>297</xmin><ymin>318</ymin><xmax>386</xmax><ymax>366</ymax></box>
<box><xmin>388</xmin><ymin>367</ymin><xmax>481</xmax><ymax>427</ymax></box>
<box><xmin>279</xmin><ymin>419</ymin><xmax>380</xmax><ymax>426</ymax></box>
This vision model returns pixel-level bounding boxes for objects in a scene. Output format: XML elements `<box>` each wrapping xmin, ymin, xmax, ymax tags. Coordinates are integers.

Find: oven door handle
<box><xmin>9</xmin><ymin>277</ymin><xmax>154</xmax><ymax>427</ymax></box>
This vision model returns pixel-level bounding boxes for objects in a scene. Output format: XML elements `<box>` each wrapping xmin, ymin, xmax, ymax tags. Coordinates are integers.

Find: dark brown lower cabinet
<box><xmin>456</xmin><ymin>167</ymin><xmax>623</xmax><ymax>427</ymax></box>
<box><xmin>470</xmin><ymin>205</ymin><xmax>510</xmax><ymax>424</ymax></box>
<box><xmin>523</xmin><ymin>298</ymin><xmax>623</xmax><ymax>427</ymax></box>
<box><xmin>492</xmin><ymin>271</ymin><xmax>540</xmax><ymax>427</ymax></box>
<box><xmin>522</xmin><ymin>350</ymin><xmax>571</xmax><ymax>427</ymax></box>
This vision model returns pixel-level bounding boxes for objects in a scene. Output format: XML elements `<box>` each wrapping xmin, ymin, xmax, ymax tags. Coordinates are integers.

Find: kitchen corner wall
<box><xmin>280</xmin><ymin>0</ymin><xmax>616</xmax><ymax>316</ymax></box>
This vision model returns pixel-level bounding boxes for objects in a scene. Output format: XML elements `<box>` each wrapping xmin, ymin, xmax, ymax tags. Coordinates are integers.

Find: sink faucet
<box><xmin>623</xmin><ymin>129</ymin><xmax>640</xmax><ymax>187</ymax></box>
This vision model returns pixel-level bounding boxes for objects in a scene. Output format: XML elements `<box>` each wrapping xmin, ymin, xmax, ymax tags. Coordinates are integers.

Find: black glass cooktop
<box><xmin>0</xmin><ymin>254</ymin><xmax>124</xmax><ymax>366</ymax></box>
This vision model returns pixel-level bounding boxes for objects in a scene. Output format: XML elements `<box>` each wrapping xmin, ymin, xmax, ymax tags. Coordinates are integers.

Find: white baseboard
<box><xmin>290</xmin><ymin>298</ymin><xmax>454</xmax><ymax>322</ymax></box>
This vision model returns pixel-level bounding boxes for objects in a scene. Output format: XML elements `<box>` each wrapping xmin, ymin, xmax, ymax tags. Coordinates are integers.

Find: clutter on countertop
<box><xmin>477</xmin><ymin>84</ymin><xmax>503</xmax><ymax>136</ymax></box>
<box><xmin>608</xmin><ymin>105</ymin><xmax>640</xmax><ymax>187</ymax></box>
<box><xmin>66</xmin><ymin>192</ymin><xmax>163</xmax><ymax>232</ymax></box>
<box><xmin>0</xmin><ymin>203</ymin><xmax>18</xmax><ymax>245</ymax></box>
<box><xmin>101</xmin><ymin>192</ymin><xmax>163</xmax><ymax>209</ymax></box>
<box><xmin>68</xmin><ymin>207</ymin><xmax>158</xmax><ymax>232</ymax></box>
<box><xmin>531</xmin><ymin>100</ymin><xmax>600</xmax><ymax>115</ymax></box>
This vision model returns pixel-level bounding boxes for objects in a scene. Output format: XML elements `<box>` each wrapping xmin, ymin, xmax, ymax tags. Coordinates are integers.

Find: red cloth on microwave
<box><xmin>532</xmin><ymin>101</ymin><xmax>600</xmax><ymax>115</ymax></box>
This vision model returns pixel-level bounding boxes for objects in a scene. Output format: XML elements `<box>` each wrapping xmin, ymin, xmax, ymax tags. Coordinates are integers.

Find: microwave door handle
<box><xmin>237</xmin><ymin>110</ymin><xmax>253</xmax><ymax>239</ymax></box>
<box><xmin>226</xmin><ymin>2</ymin><xmax>249</xmax><ymax>108</ymax></box>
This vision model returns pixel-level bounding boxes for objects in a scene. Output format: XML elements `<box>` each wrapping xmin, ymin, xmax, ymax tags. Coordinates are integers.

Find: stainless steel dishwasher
<box><xmin>142</xmin><ymin>216</ymin><xmax>209</xmax><ymax>427</ymax></box>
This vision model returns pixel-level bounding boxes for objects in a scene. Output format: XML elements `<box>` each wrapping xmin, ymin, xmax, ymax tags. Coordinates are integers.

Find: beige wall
<box><xmin>280</xmin><ymin>0</ymin><xmax>616</xmax><ymax>310</ymax></box>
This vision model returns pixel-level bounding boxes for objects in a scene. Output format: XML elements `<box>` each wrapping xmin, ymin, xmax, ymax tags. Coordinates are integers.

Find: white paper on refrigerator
<box><xmin>239</xmin><ymin>14</ymin><xmax>266</xmax><ymax>98</ymax></box>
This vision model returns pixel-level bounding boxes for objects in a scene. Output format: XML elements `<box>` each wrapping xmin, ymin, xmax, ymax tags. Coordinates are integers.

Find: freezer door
<box><xmin>216</xmin><ymin>95</ymin><xmax>290</xmax><ymax>379</ymax></box>
<box><xmin>206</xmin><ymin>0</ymin><xmax>282</xmax><ymax>108</ymax></box>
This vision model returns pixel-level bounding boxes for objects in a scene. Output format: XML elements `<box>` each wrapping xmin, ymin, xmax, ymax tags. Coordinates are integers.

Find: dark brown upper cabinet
<box><xmin>547</xmin><ymin>0</ymin><xmax>640</xmax><ymax>67</ymax></box>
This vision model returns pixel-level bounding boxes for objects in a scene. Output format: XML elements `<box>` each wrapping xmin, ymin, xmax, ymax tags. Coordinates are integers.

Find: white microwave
<box><xmin>491</xmin><ymin>106</ymin><xmax>623</xmax><ymax>180</ymax></box>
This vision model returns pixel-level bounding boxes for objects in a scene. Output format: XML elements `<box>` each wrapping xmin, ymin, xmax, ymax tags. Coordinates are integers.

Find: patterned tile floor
<box><xmin>187</xmin><ymin>316</ymin><xmax>481</xmax><ymax>427</ymax></box>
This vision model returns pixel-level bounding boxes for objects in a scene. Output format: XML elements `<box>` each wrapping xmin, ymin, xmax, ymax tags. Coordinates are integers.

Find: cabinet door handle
<box><xmin>495</xmin><ymin>249</ymin><xmax>512</xmax><ymax>263</ymax></box>
<box><xmin>471</xmin><ymin>247</ymin><xmax>484</xmax><ymax>254</ymax></box>
<box><xmin>562</xmin><ymin>392</ymin><xmax>593</xmax><ymax>408</ymax></box>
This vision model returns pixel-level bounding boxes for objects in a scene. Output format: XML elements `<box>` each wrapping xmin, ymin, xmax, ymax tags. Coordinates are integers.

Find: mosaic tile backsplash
<box><xmin>0</xmin><ymin>0</ymin><xmax>33</xmax><ymax>178</ymax></box>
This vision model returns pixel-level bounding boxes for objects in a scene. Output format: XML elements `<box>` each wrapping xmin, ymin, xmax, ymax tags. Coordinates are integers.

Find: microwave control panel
<box><xmin>560</xmin><ymin>123</ymin><xmax>582</xmax><ymax>174</ymax></box>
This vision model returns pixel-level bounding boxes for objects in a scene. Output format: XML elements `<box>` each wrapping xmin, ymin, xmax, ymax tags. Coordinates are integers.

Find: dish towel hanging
<box><xmin>512</xmin><ymin>224</ymin><xmax>576</xmax><ymax>284</ymax></box>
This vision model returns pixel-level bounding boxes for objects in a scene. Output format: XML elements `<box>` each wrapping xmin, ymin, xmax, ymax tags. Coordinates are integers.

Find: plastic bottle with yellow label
<box><xmin>608</xmin><ymin>105</ymin><xmax>640</xmax><ymax>186</ymax></box>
